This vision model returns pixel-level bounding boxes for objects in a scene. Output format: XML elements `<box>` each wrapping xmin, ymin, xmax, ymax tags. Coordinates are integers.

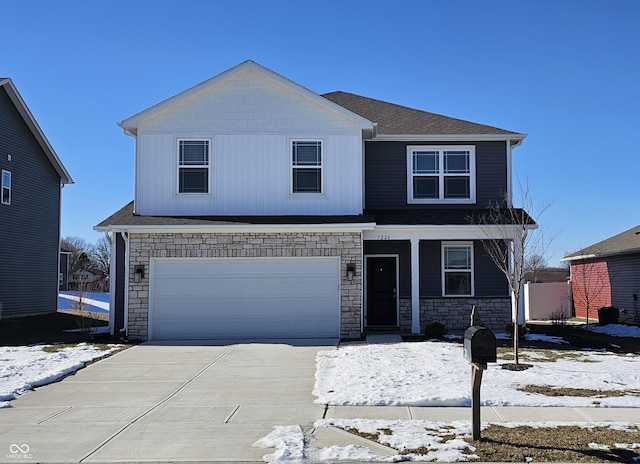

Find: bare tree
<box><xmin>525</xmin><ymin>253</ymin><xmax>548</xmax><ymax>273</ymax></box>
<box><xmin>470</xmin><ymin>181</ymin><xmax>552</xmax><ymax>365</ymax></box>
<box><xmin>61</xmin><ymin>236</ymin><xmax>93</xmax><ymax>274</ymax></box>
<box><xmin>92</xmin><ymin>235</ymin><xmax>111</xmax><ymax>283</ymax></box>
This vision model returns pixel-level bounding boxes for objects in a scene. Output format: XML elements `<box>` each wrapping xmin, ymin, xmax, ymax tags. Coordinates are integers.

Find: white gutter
<box><xmin>95</xmin><ymin>222</ymin><xmax>377</xmax><ymax>235</ymax></box>
<box><xmin>369</xmin><ymin>134</ymin><xmax>527</xmax><ymax>143</ymax></box>
<box><xmin>120</xmin><ymin>231</ymin><xmax>130</xmax><ymax>336</ymax></box>
<box><xmin>506</xmin><ymin>140</ymin><xmax>513</xmax><ymax>208</ymax></box>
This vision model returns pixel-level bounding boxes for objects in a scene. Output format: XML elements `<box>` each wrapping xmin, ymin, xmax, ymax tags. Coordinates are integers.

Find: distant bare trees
<box><xmin>61</xmin><ymin>236</ymin><xmax>110</xmax><ymax>292</ymax></box>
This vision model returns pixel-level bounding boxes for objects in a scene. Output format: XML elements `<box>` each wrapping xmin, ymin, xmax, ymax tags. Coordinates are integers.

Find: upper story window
<box><xmin>407</xmin><ymin>145</ymin><xmax>475</xmax><ymax>203</ymax></box>
<box><xmin>442</xmin><ymin>242</ymin><xmax>474</xmax><ymax>296</ymax></box>
<box><xmin>1</xmin><ymin>170</ymin><xmax>11</xmax><ymax>205</ymax></box>
<box><xmin>178</xmin><ymin>140</ymin><xmax>209</xmax><ymax>194</ymax></box>
<box><xmin>292</xmin><ymin>140</ymin><xmax>322</xmax><ymax>194</ymax></box>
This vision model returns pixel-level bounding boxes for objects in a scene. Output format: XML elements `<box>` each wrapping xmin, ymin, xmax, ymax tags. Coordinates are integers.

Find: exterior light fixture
<box><xmin>346</xmin><ymin>264</ymin><xmax>355</xmax><ymax>281</ymax></box>
<box><xmin>134</xmin><ymin>264</ymin><xmax>145</xmax><ymax>283</ymax></box>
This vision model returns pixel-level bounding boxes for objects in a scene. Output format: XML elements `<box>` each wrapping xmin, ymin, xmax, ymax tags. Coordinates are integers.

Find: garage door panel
<box><xmin>150</xmin><ymin>257</ymin><xmax>341</xmax><ymax>339</ymax></box>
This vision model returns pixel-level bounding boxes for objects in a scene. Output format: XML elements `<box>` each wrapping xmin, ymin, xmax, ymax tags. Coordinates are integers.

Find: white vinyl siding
<box><xmin>132</xmin><ymin>69</ymin><xmax>364</xmax><ymax>216</ymax></box>
<box><xmin>136</xmin><ymin>134</ymin><xmax>361</xmax><ymax>216</ymax></box>
<box><xmin>407</xmin><ymin>146</ymin><xmax>476</xmax><ymax>204</ymax></box>
<box><xmin>1</xmin><ymin>170</ymin><xmax>10</xmax><ymax>205</ymax></box>
<box><xmin>442</xmin><ymin>242</ymin><xmax>474</xmax><ymax>296</ymax></box>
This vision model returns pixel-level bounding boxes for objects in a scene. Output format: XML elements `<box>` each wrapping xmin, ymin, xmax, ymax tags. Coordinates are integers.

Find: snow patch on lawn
<box><xmin>589</xmin><ymin>324</ymin><xmax>640</xmax><ymax>338</ymax></box>
<box><xmin>314</xmin><ymin>341</ymin><xmax>640</xmax><ymax>407</ymax></box>
<box><xmin>0</xmin><ymin>343</ymin><xmax>120</xmax><ymax>406</ymax></box>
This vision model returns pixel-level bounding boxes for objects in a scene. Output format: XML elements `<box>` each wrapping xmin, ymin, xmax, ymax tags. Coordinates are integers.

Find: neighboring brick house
<box><xmin>562</xmin><ymin>225</ymin><xmax>640</xmax><ymax>323</ymax></box>
<box><xmin>95</xmin><ymin>61</ymin><xmax>532</xmax><ymax>341</ymax></box>
<box><xmin>0</xmin><ymin>78</ymin><xmax>73</xmax><ymax>318</ymax></box>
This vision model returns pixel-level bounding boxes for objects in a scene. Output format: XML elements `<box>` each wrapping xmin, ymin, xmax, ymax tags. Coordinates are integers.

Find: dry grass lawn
<box><xmin>467</xmin><ymin>425</ymin><xmax>640</xmax><ymax>462</ymax></box>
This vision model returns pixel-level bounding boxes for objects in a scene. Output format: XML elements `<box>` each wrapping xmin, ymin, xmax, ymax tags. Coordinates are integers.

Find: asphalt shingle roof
<box><xmin>563</xmin><ymin>225</ymin><xmax>640</xmax><ymax>261</ymax></box>
<box><xmin>322</xmin><ymin>91</ymin><xmax>522</xmax><ymax>136</ymax></box>
<box><xmin>96</xmin><ymin>202</ymin><xmax>533</xmax><ymax>229</ymax></box>
<box><xmin>95</xmin><ymin>202</ymin><xmax>375</xmax><ymax>228</ymax></box>
<box><xmin>365</xmin><ymin>208</ymin><xmax>534</xmax><ymax>226</ymax></box>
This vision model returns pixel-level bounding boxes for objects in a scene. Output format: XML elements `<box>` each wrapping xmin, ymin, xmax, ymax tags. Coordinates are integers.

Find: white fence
<box><xmin>524</xmin><ymin>281</ymin><xmax>572</xmax><ymax>321</ymax></box>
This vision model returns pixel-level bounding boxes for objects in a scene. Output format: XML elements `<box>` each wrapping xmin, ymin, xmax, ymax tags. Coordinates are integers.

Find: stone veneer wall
<box><xmin>420</xmin><ymin>298</ymin><xmax>511</xmax><ymax>334</ymax></box>
<box><xmin>127</xmin><ymin>232</ymin><xmax>363</xmax><ymax>341</ymax></box>
<box><xmin>399</xmin><ymin>298</ymin><xmax>412</xmax><ymax>332</ymax></box>
<box><xmin>398</xmin><ymin>297</ymin><xmax>511</xmax><ymax>334</ymax></box>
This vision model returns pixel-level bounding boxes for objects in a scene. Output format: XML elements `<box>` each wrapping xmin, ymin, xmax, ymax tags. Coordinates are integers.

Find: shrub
<box><xmin>505</xmin><ymin>323</ymin><xmax>527</xmax><ymax>339</ymax></box>
<box><xmin>424</xmin><ymin>322</ymin><xmax>446</xmax><ymax>340</ymax></box>
<box><xmin>549</xmin><ymin>308</ymin><xmax>568</xmax><ymax>326</ymax></box>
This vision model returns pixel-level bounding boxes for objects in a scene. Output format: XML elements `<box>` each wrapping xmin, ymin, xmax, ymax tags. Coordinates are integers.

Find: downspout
<box><xmin>56</xmin><ymin>183</ymin><xmax>64</xmax><ymax>300</ymax></box>
<box><xmin>121</xmin><ymin>230</ymin><xmax>130</xmax><ymax>336</ymax></box>
<box><xmin>506</xmin><ymin>141</ymin><xmax>513</xmax><ymax>207</ymax></box>
<box><xmin>105</xmin><ymin>231</ymin><xmax>116</xmax><ymax>335</ymax></box>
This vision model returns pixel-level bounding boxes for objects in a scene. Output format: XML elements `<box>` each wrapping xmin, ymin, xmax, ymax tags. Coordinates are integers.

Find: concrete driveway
<box><xmin>0</xmin><ymin>339</ymin><xmax>337</xmax><ymax>463</ymax></box>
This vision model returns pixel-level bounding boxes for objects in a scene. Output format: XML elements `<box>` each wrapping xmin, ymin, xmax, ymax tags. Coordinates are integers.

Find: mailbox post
<box><xmin>463</xmin><ymin>308</ymin><xmax>497</xmax><ymax>441</ymax></box>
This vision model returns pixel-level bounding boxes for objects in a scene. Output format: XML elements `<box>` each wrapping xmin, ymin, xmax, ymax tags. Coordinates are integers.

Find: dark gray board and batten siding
<box><xmin>364</xmin><ymin>240</ymin><xmax>508</xmax><ymax>298</ymax></box>
<box><xmin>0</xmin><ymin>87</ymin><xmax>62</xmax><ymax>318</ymax></box>
<box><xmin>364</xmin><ymin>140</ymin><xmax>508</xmax><ymax>209</ymax></box>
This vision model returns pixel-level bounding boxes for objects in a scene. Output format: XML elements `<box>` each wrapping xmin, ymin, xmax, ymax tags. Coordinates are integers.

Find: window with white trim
<box><xmin>1</xmin><ymin>170</ymin><xmax>10</xmax><ymax>205</ymax></box>
<box><xmin>407</xmin><ymin>146</ymin><xmax>475</xmax><ymax>203</ymax></box>
<box><xmin>292</xmin><ymin>140</ymin><xmax>322</xmax><ymax>194</ymax></box>
<box><xmin>178</xmin><ymin>140</ymin><xmax>209</xmax><ymax>194</ymax></box>
<box><xmin>442</xmin><ymin>242</ymin><xmax>474</xmax><ymax>296</ymax></box>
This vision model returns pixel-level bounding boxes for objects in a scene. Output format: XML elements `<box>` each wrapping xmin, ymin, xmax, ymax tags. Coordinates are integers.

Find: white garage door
<box><xmin>149</xmin><ymin>257</ymin><xmax>340</xmax><ymax>340</ymax></box>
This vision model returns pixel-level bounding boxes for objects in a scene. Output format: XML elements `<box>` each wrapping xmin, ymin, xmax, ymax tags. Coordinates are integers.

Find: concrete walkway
<box><xmin>1</xmin><ymin>340</ymin><xmax>638</xmax><ymax>463</ymax></box>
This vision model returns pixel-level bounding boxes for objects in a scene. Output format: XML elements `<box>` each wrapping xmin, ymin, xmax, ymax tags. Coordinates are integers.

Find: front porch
<box><xmin>362</xmin><ymin>228</ymin><xmax>515</xmax><ymax>335</ymax></box>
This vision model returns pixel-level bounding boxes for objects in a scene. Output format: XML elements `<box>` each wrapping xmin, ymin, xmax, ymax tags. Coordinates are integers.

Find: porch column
<box><xmin>411</xmin><ymin>238</ymin><xmax>421</xmax><ymax>333</ymax></box>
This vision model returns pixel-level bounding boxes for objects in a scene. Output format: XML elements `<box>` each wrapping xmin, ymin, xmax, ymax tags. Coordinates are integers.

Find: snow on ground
<box><xmin>588</xmin><ymin>323</ymin><xmax>640</xmax><ymax>338</ymax></box>
<box><xmin>58</xmin><ymin>291</ymin><xmax>109</xmax><ymax>314</ymax></box>
<box><xmin>0</xmin><ymin>343</ymin><xmax>120</xmax><ymax>408</ymax></box>
<box><xmin>255</xmin><ymin>421</ymin><xmax>640</xmax><ymax>463</ymax></box>
<box><xmin>255</xmin><ymin>330</ymin><xmax>640</xmax><ymax>462</ymax></box>
<box><xmin>314</xmin><ymin>341</ymin><xmax>640</xmax><ymax>407</ymax></box>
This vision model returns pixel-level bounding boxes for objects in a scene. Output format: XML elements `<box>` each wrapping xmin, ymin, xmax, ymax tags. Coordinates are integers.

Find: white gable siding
<box><xmin>134</xmin><ymin>69</ymin><xmax>364</xmax><ymax>216</ymax></box>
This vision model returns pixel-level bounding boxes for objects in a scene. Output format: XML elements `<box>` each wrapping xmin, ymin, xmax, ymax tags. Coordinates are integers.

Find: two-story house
<box><xmin>0</xmin><ymin>78</ymin><xmax>73</xmax><ymax>318</ymax></box>
<box><xmin>95</xmin><ymin>61</ymin><xmax>530</xmax><ymax>341</ymax></box>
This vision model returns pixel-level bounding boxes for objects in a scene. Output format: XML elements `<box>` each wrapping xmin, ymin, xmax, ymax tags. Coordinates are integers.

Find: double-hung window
<box><xmin>1</xmin><ymin>170</ymin><xmax>10</xmax><ymax>205</ymax></box>
<box><xmin>178</xmin><ymin>140</ymin><xmax>209</xmax><ymax>194</ymax></box>
<box><xmin>292</xmin><ymin>140</ymin><xmax>322</xmax><ymax>194</ymax></box>
<box><xmin>408</xmin><ymin>146</ymin><xmax>475</xmax><ymax>203</ymax></box>
<box><xmin>442</xmin><ymin>242</ymin><xmax>474</xmax><ymax>296</ymax></box>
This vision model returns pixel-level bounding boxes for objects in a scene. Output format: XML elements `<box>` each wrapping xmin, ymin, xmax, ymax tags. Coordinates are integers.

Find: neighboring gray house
<box><xmin>0</xmin><ymin>78</ymin><xmax>73</xmax><ymax>318</ymax></box>
<box><xmin>562</xmin><ymin>225</ymin><xmax>640</xmax><ymax>324</ymax></box>
<box><xmin>59</xmin><ymin>249</ymin><xmax>72</xmax><ymax>291</ymax></box>
<box><xmin>96</xmin><ymin>61</ymin><xmax>531</xmax><ymax>341</ymax></box>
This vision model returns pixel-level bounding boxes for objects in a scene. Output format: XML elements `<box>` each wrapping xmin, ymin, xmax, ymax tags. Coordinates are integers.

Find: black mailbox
<box><xmin>463</xmin><ymin>326</ymin><xmax>497</xmax><ymax>364</ymax></box>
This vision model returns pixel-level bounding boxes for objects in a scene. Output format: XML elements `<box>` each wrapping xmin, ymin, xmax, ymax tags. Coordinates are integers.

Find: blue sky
<box><xmin>3</xmin><ymin>0</ymin><xmax>639</xmax><ymax>265</ymax></box>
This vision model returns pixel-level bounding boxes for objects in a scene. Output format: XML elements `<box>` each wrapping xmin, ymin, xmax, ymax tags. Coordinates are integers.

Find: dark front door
<box><xmin>366</xmin><ymin>256</ymin><xmax>397</xmax><ymax>326</ymax></box>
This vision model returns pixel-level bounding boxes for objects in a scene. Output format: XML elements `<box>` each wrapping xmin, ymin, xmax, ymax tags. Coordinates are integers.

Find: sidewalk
<box><xmin>326</xmin><ymin>404</ymin><xmax>640</xmax><ymax>422</ymax></box>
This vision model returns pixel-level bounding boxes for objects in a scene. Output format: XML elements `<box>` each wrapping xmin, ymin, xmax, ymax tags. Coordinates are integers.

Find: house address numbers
<box><xmin>377</xmin><ymin>234</ymin><xmax>391</xmax><ymax>240</ymax></box>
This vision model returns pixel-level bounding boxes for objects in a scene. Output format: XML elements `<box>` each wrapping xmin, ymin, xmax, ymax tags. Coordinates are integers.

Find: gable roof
<box><xmin>119</xmin><ymin>60</ymin><xmax>375</xmax><ymax>137</ymax></box>
<box><xmin>322</xmin><ymin>91</ymin><xmax>526</xmax><ymax>142</ymax></box>
<box><xmin>562</xmin><ymin>225</ymin><xmax>640</xmax><ymax>261</ymax></box>
<box><xmin>0</xmin><ymin>78</ymin><xmax>73</xmax><ymax>184</ymax></box>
